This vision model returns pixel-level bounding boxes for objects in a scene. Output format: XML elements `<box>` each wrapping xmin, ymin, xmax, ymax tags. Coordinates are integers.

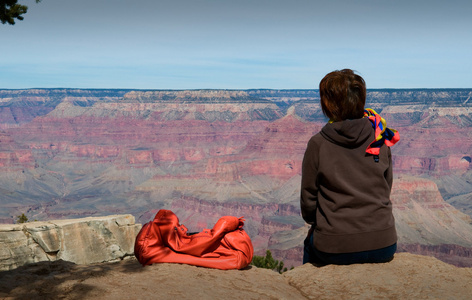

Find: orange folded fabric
<box><xmin>134</xmin><ymin>209</ymin><xmax>254</xmax><ymax>270</ymax></box>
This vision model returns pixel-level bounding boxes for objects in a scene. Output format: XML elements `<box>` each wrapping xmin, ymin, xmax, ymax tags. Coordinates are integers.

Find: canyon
<box><xmin>0</xmin><ymin>88</ymin><xmax>471</xmax><ymax>268</ymax></box>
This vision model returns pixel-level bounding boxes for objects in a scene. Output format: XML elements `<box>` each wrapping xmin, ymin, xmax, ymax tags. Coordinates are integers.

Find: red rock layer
<box><xmin>0</xmin><ymin>90</ymin><xmax>471</xmax><ymax>268</ymax></box>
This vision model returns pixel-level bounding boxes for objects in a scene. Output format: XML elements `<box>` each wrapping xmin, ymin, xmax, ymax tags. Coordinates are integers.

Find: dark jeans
<box><xmin>303</xmin><ymin>231</ymin><xmax>397</xmax><ymax>265</ymax></box>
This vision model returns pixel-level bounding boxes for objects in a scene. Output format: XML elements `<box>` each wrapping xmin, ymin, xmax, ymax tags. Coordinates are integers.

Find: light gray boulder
<box><xmin>0</xmin><ymin>215</ymin><xmax>142</xmax><ymax>271</ymax></box>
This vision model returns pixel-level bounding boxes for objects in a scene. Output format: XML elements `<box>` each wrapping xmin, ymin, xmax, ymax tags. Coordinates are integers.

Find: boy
<box><xmin>301</xmin><ymin>69</ymin><xmax>400</xmax><ymax>265</ymax></box>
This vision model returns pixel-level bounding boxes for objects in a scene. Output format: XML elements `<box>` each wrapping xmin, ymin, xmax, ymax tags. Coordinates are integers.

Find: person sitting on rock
<box><xmin>301</xmin><ymin>69</ymin><xmax>400</xmax><ymax>265</ymax></box>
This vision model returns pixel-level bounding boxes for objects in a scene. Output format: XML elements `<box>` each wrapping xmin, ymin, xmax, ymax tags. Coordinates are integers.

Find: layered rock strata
<box><xmin>0</xmin><ymin>214</ymin><xmax>141</xmax><ymax>271</ymax></box>
<box><xmin>1</xmin><ymin>88</ymin><xmax>472</xmax><ymax>269</ymax></box>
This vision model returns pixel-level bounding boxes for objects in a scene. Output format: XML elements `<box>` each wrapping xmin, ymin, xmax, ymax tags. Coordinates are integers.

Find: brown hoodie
<box><xmin>300</xmin><ymin>117</ymin><xmax>397</xmax><ymax>253</ymax></box>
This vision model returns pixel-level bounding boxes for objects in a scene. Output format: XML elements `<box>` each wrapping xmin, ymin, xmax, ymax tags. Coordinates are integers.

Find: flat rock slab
<box><xmin>0</xmin><ymin>258</ymin><xmax>306</xmax><ymax>300</ymax></box>
<box><xmin>284</xmin><ymin>253</ymin><xmax>472</xmax><ymax>299</ymax></box>
<box><xmin>1</xmin><ymin>253</ymin><xmax>471</xmax><ymax>299</ymax></box>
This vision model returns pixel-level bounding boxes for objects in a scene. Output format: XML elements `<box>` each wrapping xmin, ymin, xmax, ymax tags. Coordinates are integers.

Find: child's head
<box><xmin>319</xmin><ymin>69</ymin><xmax>366</xmax><ymax>122</ymax></box>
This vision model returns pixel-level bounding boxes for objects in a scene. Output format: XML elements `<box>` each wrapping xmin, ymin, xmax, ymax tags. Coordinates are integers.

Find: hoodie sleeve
<box><xmin>300</xmin><ymin>138</ymin><xmax>319</xmax><ymax>225</ymax></box>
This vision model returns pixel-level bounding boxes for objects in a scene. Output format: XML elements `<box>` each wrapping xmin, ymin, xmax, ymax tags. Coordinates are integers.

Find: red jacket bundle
<box><xmin>134</xmin><ymin>209</ymin><xmax>254</xmax><ymax>270</ymax></box>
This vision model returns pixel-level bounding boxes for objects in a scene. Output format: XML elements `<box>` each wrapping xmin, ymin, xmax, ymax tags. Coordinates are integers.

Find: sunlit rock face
<box><xmin>0</xmin><ymin>214</ymin><xmax>140</xmax><ymax>271</ymax></box>
<box><xmin>0</xmin><ymin>88</ymin><xmax>471</xmax><ymax>267</ymax></box>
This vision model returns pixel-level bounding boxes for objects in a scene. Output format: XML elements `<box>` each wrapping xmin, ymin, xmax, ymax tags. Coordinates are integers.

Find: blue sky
<box><xmin>1</xmin><ymin>0</ymin><xmax>471</xmax><ymax>89</ymax></box>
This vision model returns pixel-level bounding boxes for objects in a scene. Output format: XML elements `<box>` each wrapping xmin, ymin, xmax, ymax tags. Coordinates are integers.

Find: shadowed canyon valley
<box><xmin>0</xmin><ymin>88</ymin><xmax>471</xmax><ymax>268</ymax></box>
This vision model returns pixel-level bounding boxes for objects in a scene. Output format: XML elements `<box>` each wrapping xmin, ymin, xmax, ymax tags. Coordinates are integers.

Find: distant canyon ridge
<box><xmin>0</xmin><ymin>88</ymin><xmax>471</xmax><ymax>267</ymax></box>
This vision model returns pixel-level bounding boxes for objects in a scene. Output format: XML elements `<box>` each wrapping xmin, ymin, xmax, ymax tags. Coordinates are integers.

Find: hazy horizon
<box><xmin>2</xmin><ymin>87</ymin><xmax>472</xmax><ymax>91</ymax></box>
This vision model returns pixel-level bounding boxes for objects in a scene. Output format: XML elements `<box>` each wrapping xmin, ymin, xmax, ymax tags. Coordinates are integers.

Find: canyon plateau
<box><xmin>0</xmin><ymin>88</ymin><xmax>471</xmax><ymax>268</ymax></box>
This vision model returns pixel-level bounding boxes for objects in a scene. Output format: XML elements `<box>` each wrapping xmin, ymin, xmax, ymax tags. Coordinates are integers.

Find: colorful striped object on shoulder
<box><xmin>363</xmin><ymin>108</ymin><xmax>400</xmax><ymax>155</ymax></box>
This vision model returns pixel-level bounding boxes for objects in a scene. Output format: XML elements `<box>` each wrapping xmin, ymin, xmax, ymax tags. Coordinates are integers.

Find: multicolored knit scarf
<box><xmin>364</xmin><ymin>108</ymin><xmax>400</xmax><ymax>155</ymax></box>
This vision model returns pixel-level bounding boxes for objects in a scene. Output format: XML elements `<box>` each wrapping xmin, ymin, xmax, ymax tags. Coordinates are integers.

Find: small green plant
<box><xmin>251</xmin><ymin>250</ymin><xmax>288</xmax><ymax>273</ymax></box>
<box><xmin>16</xmin><ymin>213</ymin><xmax>28</xmax><ymax>223</ymax></box>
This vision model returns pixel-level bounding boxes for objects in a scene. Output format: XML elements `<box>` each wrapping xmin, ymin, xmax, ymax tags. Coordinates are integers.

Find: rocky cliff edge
<box><xmin>0</xmin><ymin>215</ymin><xmax>471</xmax><ymax>299</ymax></box>
<box><xmin>0</xmin><ymin>253</ymin><xmax>470</xmax><ymax>299</ymax></box>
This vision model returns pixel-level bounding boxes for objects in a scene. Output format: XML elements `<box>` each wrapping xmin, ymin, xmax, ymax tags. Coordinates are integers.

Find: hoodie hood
<box><xmin>320</xmin><ymin>118</ymin><xmax>373</xmax><ymax>148</ymax></box>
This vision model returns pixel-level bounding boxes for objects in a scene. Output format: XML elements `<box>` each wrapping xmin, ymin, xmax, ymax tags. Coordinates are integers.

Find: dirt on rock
<box><xmin>1</xmin><ymin>253</ymin><xmax>471</xmax><ymax>300</ymax></box>
<box><xmin>0</xmin><ymin>257</ymin><xmax>304</xmax><ymax>300</ymax></box>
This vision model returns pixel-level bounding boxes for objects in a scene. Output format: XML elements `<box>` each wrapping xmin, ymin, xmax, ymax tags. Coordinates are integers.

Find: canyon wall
<box><xmin>0</xmin><ymin>88</ymin><xmax>471</xmax><ymax>267</ymax></box>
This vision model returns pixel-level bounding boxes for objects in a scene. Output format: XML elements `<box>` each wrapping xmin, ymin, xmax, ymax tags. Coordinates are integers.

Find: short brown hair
<box><xmin>319</xmin><ymin>69</ymin><xmax>366</xmax><ymax>122</ymax></box>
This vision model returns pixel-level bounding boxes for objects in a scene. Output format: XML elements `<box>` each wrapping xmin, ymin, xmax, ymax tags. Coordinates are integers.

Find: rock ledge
<box><xmin>1</xmin><ymin>253</ymin><xmax>471</xmax><ymax>299</ymax></box>
<box><xmin>0</xmin><ymin>215</ymin><xmax>141</xmax><ymax>271</ymax></box>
